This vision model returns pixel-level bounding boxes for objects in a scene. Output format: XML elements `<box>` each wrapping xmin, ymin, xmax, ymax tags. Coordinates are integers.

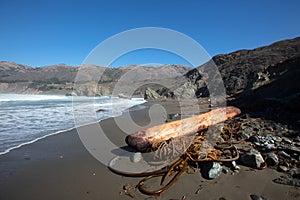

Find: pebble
<box><xmin>231</xmin><ymin>161</ymin><xmax>240</xmax><ymax>171</ymax></box>
<box><xmin>240</xmin><ymin>151</ymin><xmax>265</xmax><ymax>169</ymax></box>
<box><xmin>223</xmin><ymin>160</ymin><xmax>240</xmax><ymax>171</ymax></box>
<box><xmin>250</xmin><ymin>194</ymin><xmax>264</xmax><ymax>200</ymax></box>
<box><xmin>231</xmin><ymin>161</ymin><xmax>237</xmax><ymax>168</ymax></box>
<box><xmin>249</xmin><ymin>135</ymin><xmax>260</xmax><ymax>143</ymax></box>
<box><xmin>253</xmin><ymin>127</ymin><xmax>260</xmax><ymax>132</ymax></box>
<box><xmin>263</xmin><ymin>143</ymin><xmax>275</xmax><ymax>150</ymax></box>
<box><xmin>130</xmin><ymin>152</ymin><xmax>142</xmax><ymax>163</ymax></box>
<box><xmin>266</xmin><ymin>153</ymin><xmax>279</xmax><ymax>166</ymax></box>
<box><xmin>242</xmin><ymin>127</ymin><xmax>253</xmax><ymax>135</ymax></box>
<box><xmin>278</xmin><ymin>165</ymin><xmax>289</xmax><ymax>172</ymax></box>
<box><xmin>290</xmin><ymin>168</ymin><xmax>300</xmax><ymax>177</ymax></box>
<box><xmin>240</xmin><ymin>132</ymin><xmax>250</xmax><ymax>140</ymax></box>
<box><xmin>274</xmin><ymin>142</ymin><xmax>281</xmax><ymax>147</ymax></box>
<box><xmin>222</xmin><ymin>168</ymin><xmax>229</xmax><ymax>174</ymax></box>
<box><xmin>254</xmin><ymin>142</ymin><xmax>261</xmax><ymax>147</ymax></box>
<box><xmin>201</xmin><ymin>162</ymin><xmax>223</xmax><ymax>179</ymax></box>
<box><xmin>169</xmin><ymin>113</ymin><xmax>180</xmax><ymax>120</ymax></box>
<box><xmin>282</xmin><ymin>137</ymin><xmax>292</xmax><ymax>144</ymax></box>
<box><xmin>278</xmin><ymin>151</ymin><xmax>290</xmax><ymax>159</ymax></box>
<box><xmin>273</xmin><ymin>137</ymin><xmax>282</xmax><ymax>142</ymax></box>
<box><xmin>274</xmin><ymin>124</ymin><xmax>284</xmax><ymax>131</ymax></box>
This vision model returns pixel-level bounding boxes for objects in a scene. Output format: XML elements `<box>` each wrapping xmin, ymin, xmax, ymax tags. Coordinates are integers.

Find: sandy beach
<box><xmin>0</xmin><ymin>100</ymin><xmax>299</xmax><ymax>200</ymax></box>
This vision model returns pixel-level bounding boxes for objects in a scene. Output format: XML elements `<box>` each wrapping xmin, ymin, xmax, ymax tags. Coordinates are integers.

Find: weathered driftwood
<box><xmin>126</xmin><ymin>106</ymin><xmax>241</xmax><ymax>152</ymax></box>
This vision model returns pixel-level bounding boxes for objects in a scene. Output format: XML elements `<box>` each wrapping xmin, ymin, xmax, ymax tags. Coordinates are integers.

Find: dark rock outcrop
<box><xmin>183</xmin><ymin>37</ymin><xmax>300</xmax><ymax>98</ymax></box>
<box><xmin>144</xmin><ymin>88</ymin><xmax>162</xmax><ymax>100</ymax></box>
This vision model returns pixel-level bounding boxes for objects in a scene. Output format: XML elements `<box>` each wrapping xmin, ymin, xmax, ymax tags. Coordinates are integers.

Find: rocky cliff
<box><xmin>142</xmin><ymin>37</ymin><xmax>300</xmax><ymax>102</ymax></box>
<box><xmin>182</xmin><ymin>36</ymin><xmax>300</xmax><ymax>98</ymax></box>
<box><xmin>141</xmin><ymin>37</ymin><xmax>300</xmax><ymax>125</ymax></box>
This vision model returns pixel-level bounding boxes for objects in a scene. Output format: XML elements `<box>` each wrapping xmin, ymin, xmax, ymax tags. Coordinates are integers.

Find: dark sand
<box><xmin>0</xmin><ymin>100</ymin><xmax>299</xmax><ymax>200</ymax></box>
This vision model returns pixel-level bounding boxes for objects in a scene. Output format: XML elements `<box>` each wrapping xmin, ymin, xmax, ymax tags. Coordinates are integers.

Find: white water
<box><xmin>0</xmin><ymin>94</ymin><xmax>146</xmax><ymax>155</ymax></box>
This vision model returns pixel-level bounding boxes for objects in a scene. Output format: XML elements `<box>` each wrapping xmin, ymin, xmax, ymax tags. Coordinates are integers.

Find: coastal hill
<box><xmin>180</xmin><ymin>36</ymin><xmax>300</xmax><ymax>98</ymax></box>
<box><xmin>129</xmin><ymin>37</ymin><xmax>300</xmax><ymax>105</ymax></box>
<box><xmin>178</xmin><ymin>36</ymin><xmax>300</xmax><ymax>125</ymax></box>
<box><xmin>0</xmin><ymin>63</ymin><xmax>191</xmax><ymax>96</ymax></box>
<box><xmin>0</xmin><ymin>37</ymin><xmax>299</xmax><ymax>101</ymax></box>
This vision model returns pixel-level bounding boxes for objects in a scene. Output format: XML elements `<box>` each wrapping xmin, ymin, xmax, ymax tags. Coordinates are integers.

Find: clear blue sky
<box><xmin>1</xmin><ymin>0</ymin><xmax>300</xmax><ymax>67</ymax></box>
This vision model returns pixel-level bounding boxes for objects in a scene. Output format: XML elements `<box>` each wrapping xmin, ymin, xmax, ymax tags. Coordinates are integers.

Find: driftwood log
<box><xmin>126</xmin><ymin>106</ymin><xmax>241</xmax><ymax>152</ymax></box>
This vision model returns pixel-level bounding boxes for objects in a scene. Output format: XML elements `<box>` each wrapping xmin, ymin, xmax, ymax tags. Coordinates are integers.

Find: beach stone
<box><xmin>273</xmin><ymin>136</ymin><xmax>282</xmax><ymax>142</ymax></box>
<box><xmin>223</xmin><ymin>160</ymin><xmax>239</xmax><ymax>171</ymax></box>
<box><xmin>222</xmin><ymin>168</ymin><xmax>229</xmax><ymax>174</ymax></box>
<box><xmin>266</xmin><ymin>153</ymin><xmax>279</xmax><ymax>166</ymax></box>
<box><xmin>240</xmin><ymin>132</ymin><xmax>250</xmax><ymax>140</ymax></box>
<box><xmin>290</xmin><ymin>168</ymin><xmax>300</xmax><ymax>177</ymax></box>
<box><xmin>250</xmin><ymin>194</ymin><xmax>264</xmax><ymax>200</ymax></box>
<box><xmin>278</xmin><ymin>151</ymin><xmax>290</xmax><ymax>159</ymax></box>
<box><xmin>282</xmin><ymin>137</ymin><xmax>292</xmax><ymax>144</ymax></box>
<box><xmin>254</xmin><ymin>142</ymin><xmax>262</xmax><ymax>147</ymax></box>
<box><xmin>130</xmin><ymin>152</ymin><xmax>142</xmax><ymax>163</ymax></box>
<box><xmin>278</xmin><ymin>165</ymin><xmax>290</xmax><ymax>172</ymax></box>
<box><xmin>201</xmin><ymin>162</ymin><xmax>222</xmax><ymax>179</ymax></box>
<box><xmin>169</xmin><ymin>113</ymin><xmax>180</xmax><ymax>120</ymax></box>
<box><xmin>231</xmin><ymin>160</ymin><xmax>237</xmax><ymax>168</ymax></box>
<box><xmin>242</xmin><ymin>126</ymin><xmax>252</xmax><ymax>134</ymax></box>
<box><xmin>234</xmin><ymin>165</ymin><xmax>241</xmax><ymax>171</ymax></box>
<box><xmin>231</xmin><ymin>161</ymin><xmax>240</xmax><ymax>170</ymax></box>
<box><xmin>264</xmin><ymin>143</ymin><xmax>275</xmax><ymax>150</ymax></box>
<box><xmin>249</xmin><ymin>135</ymin><xmax>260</xmax><ymax>143</ymax></box>
<box><xmin>240</xmin><ymin>151</ymin><xmax>265</xmax><ymax>168</ymax></box>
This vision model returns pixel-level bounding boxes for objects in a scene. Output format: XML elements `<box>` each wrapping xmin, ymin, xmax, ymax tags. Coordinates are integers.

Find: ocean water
<box><xmin>0</xmin><ymin>94</ymin><xmax>146</xmax><ymax>155</ymax></box>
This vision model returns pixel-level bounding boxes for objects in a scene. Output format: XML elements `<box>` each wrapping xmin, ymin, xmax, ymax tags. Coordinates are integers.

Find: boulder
<box><xmin>240</xmin><ymin>151</ymin><xmax>265</xmax><ymax>169</ymax></box>
<box><xmin>144</xmin><ymin>88</ymin><xmax>161</xmax><ymax>100</ymax></box>
<box><xmin>266</xmin><ymin>152</ymin><xmax>279</xmax><ymax>166</ymax></box>
<box><xmin>201</xmin><ymin>162</ymin><xmax>223</xmax><ymax>179</ymax></box>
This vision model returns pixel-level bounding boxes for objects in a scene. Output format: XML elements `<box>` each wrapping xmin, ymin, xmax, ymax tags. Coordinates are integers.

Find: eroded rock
<box><xmin>201</xmin><ymin>162</ymin><xmax>223</xmax><ymax>179</ymax></box>
<box><xmin>240</xmin><ymin>151</ymin><xmax>265</xmax><ymax>169</ymax></box>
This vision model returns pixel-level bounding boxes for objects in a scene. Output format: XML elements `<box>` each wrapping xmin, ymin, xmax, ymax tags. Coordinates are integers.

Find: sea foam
<box><xmin>0</xmin><ymin>94</ymin><xmax>145</xmax><ymax>155</ymax></box>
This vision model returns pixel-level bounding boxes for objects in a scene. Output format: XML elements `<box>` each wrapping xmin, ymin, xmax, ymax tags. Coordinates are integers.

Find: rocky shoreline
<box><xmin>219</xmin><ymin>116</ymin><xmax>300</xmax><ymax>188</ymax></box>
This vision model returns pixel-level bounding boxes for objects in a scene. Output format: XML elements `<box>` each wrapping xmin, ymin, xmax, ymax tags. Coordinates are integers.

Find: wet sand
<box><xmin>0</xmin><ymin>100</ymin><xmax>299</xmax><ymax>200</ymax></box>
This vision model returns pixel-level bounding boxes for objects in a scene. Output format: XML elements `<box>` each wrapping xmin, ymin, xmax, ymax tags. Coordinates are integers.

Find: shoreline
<box><xmin>0</xmin><ymin>94</ymin><xmax>146</xmax><ymax>156</ymax></box>
<box><xmin>0</xmin><ymin>127</ymin><xmax>75</xmax><ymax>156</ymax></box>
<box><xmin>0</xmin><ymin>99</ymin><xmax>299</xmax><ymax>200</ymax></box>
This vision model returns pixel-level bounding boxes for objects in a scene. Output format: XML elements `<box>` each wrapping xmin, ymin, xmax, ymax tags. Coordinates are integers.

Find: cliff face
<box><xmin>183</xmin><ymin>37</ymin><xmax>300</xmax><ymax>98</ymax></box>
<box><xmin>230</xmin><ymin>55</ymin><xmax>300</xmax><ymax>125</ymax></box>
<box><xmin>176</xmin><ymin>37</ymin><xmax>300</xmax><ymax>125</ymax></box>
